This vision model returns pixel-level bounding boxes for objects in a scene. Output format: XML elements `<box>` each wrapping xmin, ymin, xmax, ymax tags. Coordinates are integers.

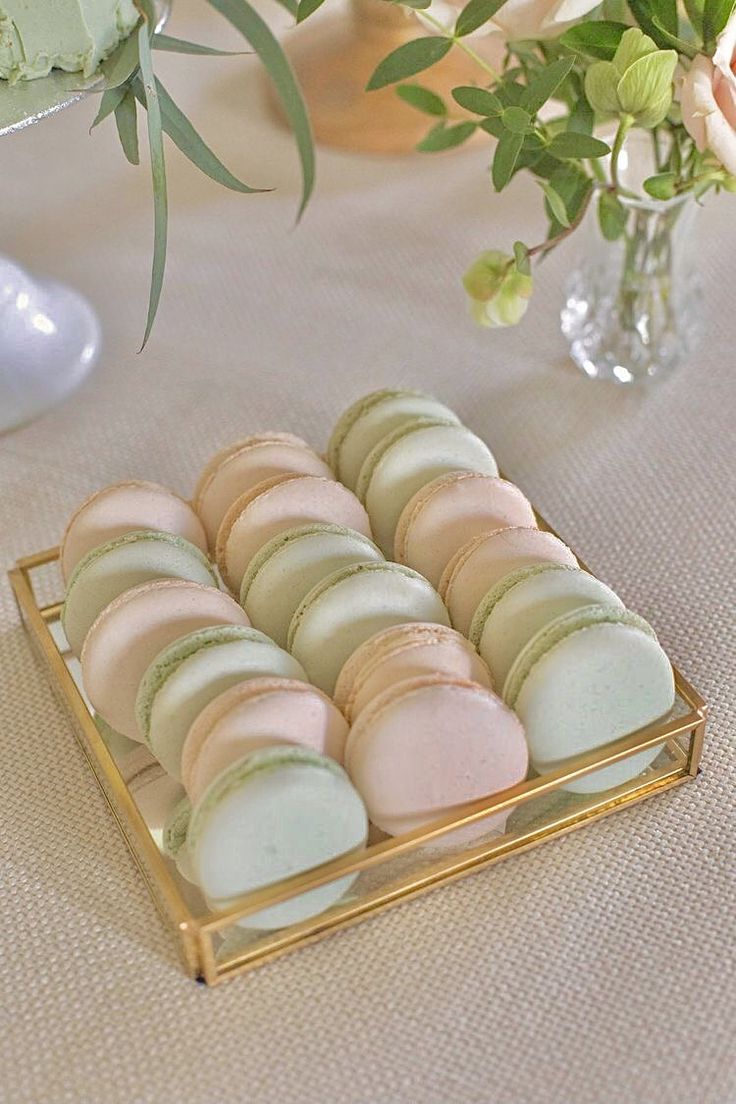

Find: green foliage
<box><xmin>540</xmin><ymin>180</ymin><xmax>571</xmax><ymax>226</ymax></box>
<box><xmin>598</xmin><ymin>190</ymin><xmax>628</xmax><ymax>239</ymax></box>
<box><xmin>151</xmin><ymin>33</ymin><xmax>247</xmax><ymax>55</ymax></box>
<box><xmin>136</xmin><ymin>16</ymin><xmax>167</xmax><ymax>350</ymax></box>
<box><xmin>643</xmin><ymin>171</ymin><xmax>678</xmax><ymax>198</ymax></box>
<box><xmin>397</xmin><ymin>84</ymin><xmax>447</xmax><ymax>116</ymax></box>
<box><xmin>492</xmin><ymin>130</ymin><xmax>525</xmax><ymax>190</ymax></box>
<box><xmin>452</xmin><ymin>86</ymin><xmax>503</xmax><ymax>115</ymax></box>
<box><xmin>296</xmin><ymin>0</ymin><xmax>328</xmax><ymax>23</ymax></box>
<box><xmin>455</xmin><ymin>0</ymin><xmax>507</xmax><ymax>36</ymax></box>
<box><xmin>366</xmin><ymin>37</ymin><xmax>452</xmax><ymax>90</ymax></box>
<box><xmin>547</xmin><ymin>132</ymin><xmax>610</xmax><ymax>158</ymax></box>
<box><xmin>703</xmin><ymin>0</ymin><xmax>736</xmax><ymax>47</ymax></box>
<box><xmin>560</xmin><ymin>21</ymin><xmax>629</xmax><ymax>60</ymax></box>
<box><xmin>114</xmin><ymin>88</ymin><xmax>140</xmax><ymax>164</ymax></box>
<box><xmin>417</xmin><ymin>121</ymin><xmax>477</xmax><ymax>150</ymax></box>
<box><xmin>521</xmin><ymin>56</ymin><xmax>575</xmax><ymax>112</ymax></box>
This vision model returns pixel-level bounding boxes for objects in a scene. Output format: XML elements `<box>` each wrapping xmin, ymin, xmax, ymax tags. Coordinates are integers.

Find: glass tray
<box><xmin>9</xmin><ymin>512</ymin><xmax>707</xmax><ymax>986</ymax></box>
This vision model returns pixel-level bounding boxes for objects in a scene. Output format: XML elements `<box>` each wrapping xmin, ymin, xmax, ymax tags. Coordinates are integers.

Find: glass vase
<box><xmin>561</xmin><ymin>194</ymin><xmax>702</xmax><ymax>385</ymax></box>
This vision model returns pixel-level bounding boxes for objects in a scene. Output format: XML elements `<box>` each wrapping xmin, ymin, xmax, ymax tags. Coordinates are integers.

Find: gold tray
<box><xmin>9</xmin><ymin>516</ymin><xmax>707</xmax><ymax>986</ymax></box>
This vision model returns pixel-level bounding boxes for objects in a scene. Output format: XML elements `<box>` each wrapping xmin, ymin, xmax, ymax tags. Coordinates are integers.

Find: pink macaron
<box><xmin>180</xmin><ymin>676</ymin><xmax>349</xmax><ymax>805</ymax></box>
<box><xmin>215</xmin><ymin>473</ymin><xmax>372</xmax><ymax>593</ymax></box>
<box><xmin>346</xmin><ymin>675</ymin><xmax>528</xmax><ymax>837</ymax></box>
<box><xmin>333</xmin><ymin>622</ymin><xmax>491</xmax><ymax>723</ymax></box>
<box><xmin>194</xmin><ymin>434</ymin><xmax>332</xmax><ymax>550</ymax></box>
<box><xmin>80</xmin><ymin>578</ymin><xmax>249</xmax><ymax>739</ymax></box>
<box><xmin>60</xmin><ymin>481</ymin><xmax>207</xmax><ymax>583</ymax></box>
<box><xmin>439</xmin><ymin>526</ymin><xmax>578</xmax><ymax>635</ymax></box>
<box><xmin>394</xmin><ymin>472</ymin><xmax>537</xmax><ymax>587</ymax></box>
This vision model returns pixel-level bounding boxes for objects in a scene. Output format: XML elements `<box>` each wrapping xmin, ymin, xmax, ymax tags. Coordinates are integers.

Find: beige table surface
<box><xmin>2</xmin><ymin>4</ymin><xmax>735</xmax><ymax>1101</ymax></box>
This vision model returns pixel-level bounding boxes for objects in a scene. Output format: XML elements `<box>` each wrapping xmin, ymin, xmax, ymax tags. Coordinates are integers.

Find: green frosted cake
<box><xmin>0</xmin><ymin>0</ymin><xmax>138</xmax><ymax>82</ymax></box>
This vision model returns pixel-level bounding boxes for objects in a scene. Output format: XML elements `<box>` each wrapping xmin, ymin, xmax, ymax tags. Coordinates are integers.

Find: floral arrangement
<box><xmin>357</xmin><ymin>0</ymin><xmax>736</xmax><ymax>331</ymax></box>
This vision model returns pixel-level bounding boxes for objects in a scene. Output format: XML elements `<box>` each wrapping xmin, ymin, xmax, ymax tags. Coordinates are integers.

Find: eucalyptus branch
<box><xmin>417</xmin><ymin>9</ymin><xmax>501</xmax><ymax>81</ymax></box>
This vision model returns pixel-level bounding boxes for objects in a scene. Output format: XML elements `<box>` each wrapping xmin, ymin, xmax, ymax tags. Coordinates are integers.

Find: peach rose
<box><xmin>681</xmin><ymin>13</ymin><xmax>736</xmax><ymax>174</ymax></box>
<box><xmin>489</xmin><ymin>0</ymin><xmax>601</xmax><ymax>41</ymax></box>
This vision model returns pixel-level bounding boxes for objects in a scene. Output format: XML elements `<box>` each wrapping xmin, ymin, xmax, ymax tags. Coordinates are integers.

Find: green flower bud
<box><xmin>583</xmin><ymin>28</ymin><xmax>677</xmax><ymax>129</ymax></box>
<box><xmin>463</xmin><ymin>251</ymin><xmax>533</xmax><ymax>328</ymax></box>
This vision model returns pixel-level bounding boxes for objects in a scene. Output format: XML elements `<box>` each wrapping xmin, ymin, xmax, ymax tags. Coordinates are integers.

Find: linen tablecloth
<box><xmin>2</xmin><ymin>3</ymin><xmax>734</xmax><ymax>1100</ymax></box>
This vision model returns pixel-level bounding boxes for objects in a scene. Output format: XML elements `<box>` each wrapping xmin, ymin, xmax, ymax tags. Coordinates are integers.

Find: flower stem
<box><xmin>610</xmin><ymin>114</ymin><xmax>634</xmax><ymax>192</ymax></box>
<box><xmin>417</xmin><ymin>10</ymin><xmax>500</xmax><ymax>82</ymax></box>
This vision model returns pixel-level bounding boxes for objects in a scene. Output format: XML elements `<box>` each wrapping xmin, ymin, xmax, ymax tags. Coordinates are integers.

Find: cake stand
<box><xmin>0</xmin><ymin>5</ymin><xmax>168</xmax><ymax>434</ymax></box>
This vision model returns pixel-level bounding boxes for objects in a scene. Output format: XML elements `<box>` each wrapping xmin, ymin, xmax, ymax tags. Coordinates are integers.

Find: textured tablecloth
<box><xmin>2</xmin><ymin>3</ymin><xmax>734</xmax><ymax>1101</ymax></box>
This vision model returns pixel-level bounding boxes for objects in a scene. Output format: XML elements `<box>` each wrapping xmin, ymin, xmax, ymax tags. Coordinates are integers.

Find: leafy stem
<box><xmin>528</xmin><ymin>182</ymin><xmax>594</xmax><ymax>258</ymax></box>
<box><xmin>610</xmin><ymin>114</ymin><xmax>634</xmax><ymax>192</ymax></box>
<box><xmin>417</xmin><ymin>9</ymin><xmax>501</xmax><ymax>81</ymax></box>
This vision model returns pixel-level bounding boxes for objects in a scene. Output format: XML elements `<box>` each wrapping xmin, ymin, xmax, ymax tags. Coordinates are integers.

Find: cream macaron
<box><xmin>355</xmin><ymin>418</ymin><xmax>499</xmax><ymax>556</ymax></box>
<box><xmin>135</xmin><ymin>626</ymin><xmax>307</xmax><ymax>780</ymax></box>
<box><xmin>345</xmin><ymin>675</ymin><xmax>528</xmax><ymax>837</ymax></box>
<box><xmin>80</xmin><ymin>579</ymin><xmax>249</xmax><ymax>739</ymax></box>
<box><xmin>288</xmin><ymin>561</ymin><xmax>450</xmax><ymax>695</ymax></box>
<box><xmin>394</xmin><ymin>472</ymin><xmax>537</xmax><ymax>588</ymax></box>
<box><xmin>439</xmin><ymin>526</ymin><xmax>578</xmax><ymax>636</ymax></box>
<box><xmin>187</xmin><ymin>746</ymin><xmax>368</xmax><ymax>930</ymax></box>
<box><xmin>469</xmin><ymin>563</ymin><xmax>623</xmax><ymax>690</ymax></box>
<box><xmin>504</xmin><ymin>604</ymin><xmax>675</xmax><ymax>794</ymax></box>
<box><xmin>239</xmin><ymin>523</ymin><xmax>384</xmax><ymax>648</ymax></box>
<box><xmin>327</xmin><ymin>389</ymin><xmax>461</xmax><ymax>490</ymax></box>
<box><xmin>333</xmin><ymin>622</ymin><xmax>491</xmax><ymax>724</ymax></box>
<box><xmin>62</xmin><ymin>530</ymin><xmax>218</xmax><ymax>657</ymax></box>
<box><xmin>215</xmin><ymin>473</ymin><xmax>372</xmax><ymax>594</ymax></box>
<box><xmin>60</xmin><ymin>480</ymin><xmax>207</xmax><ymax>583</ymax></box>
<box><xmin>180</xmin><ymin>677</ymin><xmax>349</xmax><ymax>805</ymax></box>
<box><xmin>194</xmin><ymin>433</ymin><xmax>332</xmax><ymax>550</ymax></box>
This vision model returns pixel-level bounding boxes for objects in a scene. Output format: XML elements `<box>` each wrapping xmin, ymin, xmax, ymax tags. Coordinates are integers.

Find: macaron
<box><xmin>163</xmin><ymin>795</ymin><xmax>197</xmax><ymax>883</ymax></box>
<box><xmin>60</xmin><ymin>480</ymin><xmax>207</xmax><ymax>582</ymax></box>
<box><xmin>194</xmin><ymin>434</ymin><xmax>332</xmax><ymax>549</ymax></box>
<box><xmin>333</xmin><ymin>622</ymin><xmax>491</xmax><ymax>724</ymax></box>
<box><xmin>345</xmin><ymin>675</ymin><xmax>528</xmax><ymax>836</ymax></box>
<box><xmin>118</xmin><ymin>744</ymin><xmax>186</xmax><ymax>850</ymax></box>
<box><xmin>181</xmin><ymin>677</ymin><xmax>349</xmax><ymax>805</ymax></box>
<box><xmin>469</xmin><ymin>564</ymin><xmax>624</xmax><ymax>690</ymax></box>
<box><xmin>61</xmin><ymin>530</ymin><xmax>218</xmax><ymax>657</ymax></box>
<box><xmin>355</xmin><ymin>418</ymin><xmax>499</xmax><ymax>556</ymax></box>
<box><xmin>394</xmin><ymin>472</ymin><xmax>537</xmax><ymax>588</ymax></box>
<box><xmin>135</xmin><ymin>626</ymin><xmax>307</xmax><ymax>780</ymax></box>
<box><xmin>80</xmin><ymin>579</ymin><xmax>249</xmax><ymax>739</ymax></box>
<box><xmin>215</xmin><ymin>474</ymin><xmax>372</xmax><ymax>594</ymax></box>
<box><xmin>327</xmin><ymin>389</ymin><xmax>461</xmax><ymax>490</ymax></box>
<box><xmin>504</xmin><ymin>604</ymin><xmax>675</xmax><ymax>794</ymax></box>
<box><xmin>187</xmin><ymin>746</ymin><xmax>368</xmax><ymax>930</ymax></box>
<box><xmin>439</xmin><ymin>526</ymin><xmax>578</xmax><ymax>636</ymax></box>
<box><xmin>239</xmin><ymin>523</ymin><xmax>384</xmax><ymax>648</ymax></box>
<box><xmin>288</xmin><ymin>561</ymin><xmax>450</xmax><ymax>695</ymax></box>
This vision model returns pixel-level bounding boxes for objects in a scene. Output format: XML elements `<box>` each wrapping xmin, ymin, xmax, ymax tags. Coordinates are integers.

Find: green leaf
<box><xmin>91</xmin><ymin>84</ymin><xmax>127</xmax><ymax>130</ymax></box>
<box><xmin>151</xmin><ymin>32</ymin><xmax>248</xmax><ymax>54</ymax></box>
<box><xmin>513</xmin><ymin>240</ymin><xmax>531</xmax><ymax>275</ymax></box>
<box><xmin>137</xmin><ymin>18</ymin><xmax>167</xmax><ymax>350</ymax></box>
<box><xmin>207</xmin><ymin>0</ymin><xmax>314</xmax><ymax>218</ymax></box>
<box><xmin>296</xmin><ymin>0</ymin><xmax>328</xmax><ymax>22</ymax></box>
<box><xmin>649</xmin><ymin>0</ymin><xmax>678</xmax><ymax>35</ymax></box>
<box><xmin>683</xmin><ymin>0</ymin><xmax>704</xmax><ymax>35</ymax></box>
<box><xmin>540</xmin><ymin>180</ymin><xmax>570</xmax><ymax>226</ymax></box>
<box><xmin>492</xmin><ymin>129</ymin><xmax>524</xmax><ymax>190</ymax></box>
<box><xmin>417</xmin><ymin>120</ymin><xmax>477</xmax><ymax>150</ymax></box>
<box><xmin>397</xmin><ymin>83</ymin><xmax>447</xmax><ymax>116</ymax></box>
<box><xmin>548</xmin><ymin>131</ymin><xmax>610</xmax><ymax>159</ymax></box>
<box><xmin>115</xmin><ymin>87</ymin><xmax>140</xmax><ymax>164</ymax></box>
<box><xmin>502</xmin><ymin>105</ymin><xmax>531</xmax><ymax>133</ymax></box>
<box><xmin>626</xmin><ymin>0</ymin><xmax>671</xmax><ymax>47</ymax></box>
<box><xmin>643</xmin><ymin>171</ymin><xmax>678</xmax><ymax>198</ymax></box>
<box><xmin>134</xmin><ymin>77</ymin><xmax>265</xmax><ymax>193</ymax></box>
<box><xmin>455</xmin><ymin>0</ymin><xmax>506</xmax><ymax>36</ymax></box>
<box><xmin>479</xmin><ymin>115</ymin><xmax>504</xmax><ymax>138</ymax></box>
<box><xmin>598</xmin><ymin>190</ymin><xmax>628</xmax><ymax>239</ymax></box>
<box><xmin>391</xmin><ymin>0</ymin><xmax>432</xmax><ymax>8</ymax></box>
<box><xmin>545</xmin><ymin>166</ymin><xmax>593</xmax><ymax>238</ymax></box>
<box><xmin>452</xmin><ymin>85</ymin><xmax>503</xmax><ymax>115</ymax></box>
<box><xmin>366</xmin><ymin>36</ymin><xmax>452</xmax><ymax>90</ymax></box>
<box><xmin>649</xmin><ymin>18</ymin><xmax>699</xmax><ymax>56</ymax></box>
<box><xmin>560</xmin><ymin>21</ymin><xmax>629</xmax><ymax>60</ymax></box>
<box><xmin>703</xmin><ymin>0</ymin><xmax>735</xmax><ymax>44</ymax></box>
<box><xmin>521</xmin><ymin>56</ymin><xmax>575</xmax><ymax>113</ymax></box>
<box><xmin>567</xmin><ymin>94</ymin><xmax>595</xmax><ymax>134</ymax></box>
<box><xmin>96</xmin><ymin>19</ymin><xmax>142</xmax><ymax>89</ymax></box>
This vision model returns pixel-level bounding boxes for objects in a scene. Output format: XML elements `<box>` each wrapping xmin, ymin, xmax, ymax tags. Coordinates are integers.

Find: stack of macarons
<box><xmin>57</xmin><ymin>388</ymin><xmax>677</xmax><ymax>929</ymax></box>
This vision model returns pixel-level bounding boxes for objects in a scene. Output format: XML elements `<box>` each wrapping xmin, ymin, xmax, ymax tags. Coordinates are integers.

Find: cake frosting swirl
<box><xmin>0</xmin><ymin>0</ymin><xmax>139</xmax><ymax>82</ymax></box>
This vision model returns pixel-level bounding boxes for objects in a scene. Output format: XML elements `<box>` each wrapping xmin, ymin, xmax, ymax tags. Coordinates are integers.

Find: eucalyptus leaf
<box><xmin>95</xmin><ymin>19</ymin><xmax>142</xmax><ymax>90</ymax></box>
<box><xmin>417</xmin><ymin>121</ymin><xmax>477</xmax><ymax>150</ymax></box>
<box><xmin>455</xmin><ymin>0</ymin><xmax>506</xmax><ymax>36</ymax></box>
<box><xmin>152</xmin><ymin>32</ymin><xmax>249</xmax><ymax>55</ymax></box>
<box><xmin>296</xmin><ymin>0</ymin><xmax>328</xmax><ymax>22</ymax></box>
<box><xmin>548</xmin><ymin>131</ymin><xmax>610</xmax><ymax>159</ymax></box>
<box><xmin>559</xmin><ymin>20</ymin><xmax>629</xmax><ymax>60</ymax></box>
<box><xmin>397</xmin><ymin>83</ymin><xmax>447</xmax><ymax>116</ymax></box>
<box><xmin>598</xmin><ymin>190</ymin><xmax>627</xmax><ymax>239</ymax></box>
<box><xmin>366</xmin><ymin>36</ymin><xmax>452</xmax><ymax>90</ymax></box>
<box><xmin>502</xmin><ymin>105</ymin><xmax>531</xmax><ymax>133</ymax></box>
<box><xmin>133</xmin><ymin>77</ymin><xmax>265</xmax><ymax>193</ymax></box>
<box><xmin>521</xmin><ymin>56</ymin><xmax>575</xmax><ymax>113</ymax></box>
<box><xmin>115</xmin><ymin>87</ymin><xmax>140</xmax><ymax>164</ymax></box>
<box><xmin>540</xmin><ymin>180</ymin><xmax>570</xmax><ymax>226</ymax></box>
<box><xmin>492</xmin><ymin>129</ymin><xmax>524</xmax><ymax>190</ymax></box>
<box><xmin>91</xmin><ymin>84</ymin><xmax>127</xmax><ymax>130</ymax></box>
<box><xmin>452</xmin><ymin>85</ymin><xmax>503</xmax><ymax>115</ymax></box>
<box><xmin>479</xmin><ymin>115</ymin><xmax>504</xmax><ymax>138</ymax></box>
<box><xmin>207</xmin><ymin>0</ymin><xmax>314</xmax><ymax>218</ymax></box>
<box><xmin>137</xmin><ymin>18</ymin><xmax>167</xmax><ymax>350</ymax></box>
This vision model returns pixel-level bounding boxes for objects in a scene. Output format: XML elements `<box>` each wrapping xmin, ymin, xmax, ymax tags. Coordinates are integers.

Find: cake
<box><xmin>0</xmin><ymin>0</ymin><xmax>138</xmax><ymax>82</ymax></box>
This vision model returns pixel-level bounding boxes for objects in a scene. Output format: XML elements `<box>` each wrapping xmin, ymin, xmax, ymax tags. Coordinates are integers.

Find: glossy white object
<box><xmin>0</xmin><ymin>257</ymin><xmax>101</xmax><ymax>433</ymax></box>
